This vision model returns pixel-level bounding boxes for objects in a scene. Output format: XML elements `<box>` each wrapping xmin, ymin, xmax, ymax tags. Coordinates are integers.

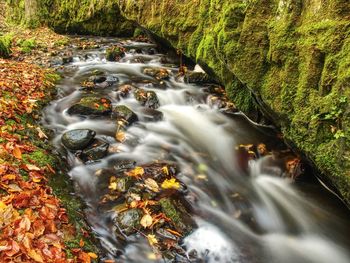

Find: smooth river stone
<box><xmin>61</xmin><ymin>129</ymin><xmax>96</xmax><ymax>151</ymax></box>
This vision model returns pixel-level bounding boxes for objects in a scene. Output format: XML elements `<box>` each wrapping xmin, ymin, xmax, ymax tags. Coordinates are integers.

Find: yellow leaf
<box><xmin>116</xmin><ymin>131</ymin><xmax>126</xmax><ymax>142</ymax></box>
<box><xmin>140</xmin><ymin>214</ymin><xmax>153</xmax><ymax>228</ymax></box>
<box><xmin>161</xmin><ymin>166</ymin><xmax>169</xmax><ymax>175</ymax></box>
<box><xmin>147</xmin><ymin>234</ymin><xmax>158</xmax><ymax>246</ymax></box>
<box><xmin>88</xmin><ymin>252</ymin><xmax>98</xmax><ymax>259</ymax></box>
<box><xmin>108</xmin><ymin>182</ymin><xmax>117</xmax><ymax>191</ymax></box>
<box><xmin>144</xmin><ymin>178</ymin><xmax>159</xmax><ymax>192</ymax></box>
<box><xmin>13</xmin><ymin>146</ymin><xmax>22</xmax><ymax>159</ymax></box>
<box><xmin>161</xmin><ymin>178</ymin><xmax>180</xmax><ymax>190</ymax></box>
<box><xmin>28</xmin><ymin>249</ymin><xmax>44</xmax><ymax>263</ymax></box>
<box><xmin>0</xmin><ymin>201</ymin><xmax>7</xmax><ymax>210</ymax></box>
<box><xmin>126</xmin><ymin>167</ymin><xmax>144</xmax><ymax>178</ymax></box>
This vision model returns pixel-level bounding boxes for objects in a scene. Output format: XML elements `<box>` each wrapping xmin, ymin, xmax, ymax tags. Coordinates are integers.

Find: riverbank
<box><xmin>0</xmin><ymin>27</ymin><xmax>98</xmax><ymax>262</ymax></box>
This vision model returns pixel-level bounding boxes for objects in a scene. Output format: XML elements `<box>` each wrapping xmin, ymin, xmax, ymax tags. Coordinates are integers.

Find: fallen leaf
<box><xmin>116</xmin><ymin>131</ymin><xmax>126</xmax><ymax>142</ymax></box>
<box><xmin>88</xmin><ymin>252</ymin><xmax>98</xmax><ymax>259</ymax></box>
<box><xmin>144</xmin><ymin>178</ymin><xmax>159</xmax><ymax>192</ymax></box>
<box><xmin>108</xmin><ymin>182</ymin><xmax>117</xmax><ymax>191</ymax></box>
<box><xmin>26</xmin><ymin>164</ymin><xmax>41</xmax><ymax>171</ymax></box>
<box><xmin>161</xmin><ymin>178</ymin><xmax>180</xmax><ymax>190</ymax></box>
<box><xmin>28</xmin><ymin>249</ymin><xmax>44</xmax><ymax>263</ymax></box>
<box><xmin>36</xmin><ymin>127</ymin><xmax>48</xmax><ymax>139</ymax></box>
<box><xmin>140</xmin><ymin>214</ymin><xmax>153</xmax><ymax>228</ymax></box>
<box><xmin>126</xmin><ymin>167</ymin><xmax>144</xmax><ymax>178</ymax></box>
<box><xmin>13</xmin><ymin>146</ymin><xmax>22</xmax><ymax>159</ymax></box>
<box><xmin>147</xmin><ymin>234</ymin><xmax>158</xmax><ymax>246</ymax></box>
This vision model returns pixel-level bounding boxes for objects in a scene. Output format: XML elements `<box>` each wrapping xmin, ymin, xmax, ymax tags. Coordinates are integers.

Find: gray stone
<box><xmin>61</xmin><ymin>129</ymin><xmax>96</xmax><ymax>151</ymax></box>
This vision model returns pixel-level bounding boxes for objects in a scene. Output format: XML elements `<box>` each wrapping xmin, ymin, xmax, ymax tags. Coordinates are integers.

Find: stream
<box><xmin>43</xmin><ymin>37</ymin><xmax>350</xmax><ymax>263</ymax></box>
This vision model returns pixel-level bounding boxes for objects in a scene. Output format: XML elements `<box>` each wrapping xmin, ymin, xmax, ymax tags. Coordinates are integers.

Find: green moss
<box><xmin>0</xmin><ymin>34</ymin><xmax>13</xmax><ymax>58</ymax></box>
<box><xmin>119</xmin><ymin>0</ymin><xmax>350</xmax><ymax>206</ymax></box>
<box><xmin>23</xmin><ymin>150</ymin><xmax>55</xmax><ymax>167</ymax></box>
<box><xmin>19</xmin><ymin>38</ymin><xmax>37</xmax><ymax>53</ymax></box>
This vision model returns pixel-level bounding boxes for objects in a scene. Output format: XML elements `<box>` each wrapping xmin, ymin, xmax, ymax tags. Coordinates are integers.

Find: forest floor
<box><xmin>0</xmin><ymin>26</ymin><xmax>99</xmax><ymax>263</ymax></box>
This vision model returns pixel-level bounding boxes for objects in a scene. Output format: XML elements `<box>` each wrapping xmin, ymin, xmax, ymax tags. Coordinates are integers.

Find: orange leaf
<box><xmin>13</xmin><ymin>146</ymin><xmax>22</xmax><ymax>159</ymax></box>
<box><xmin>88</xmin><ymin>252</ymin><xmax>98</xmax><ymax>259</ymax></box>
<box><xmin>79</xmin><ymin>239</ymin><xmax>85</xmax><ymax>247</ymax></box>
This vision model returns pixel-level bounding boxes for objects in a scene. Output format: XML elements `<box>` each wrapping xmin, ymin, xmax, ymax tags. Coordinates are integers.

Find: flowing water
<box><xmin>43</xmin><ymin>37</ymin><xmax>350</xmax><ymax>263</ymax></box>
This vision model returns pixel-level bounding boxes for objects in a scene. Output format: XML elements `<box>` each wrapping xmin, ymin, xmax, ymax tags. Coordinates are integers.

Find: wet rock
<box><xmin>62</xmin><ymin>56</ymin><xmax>73</xmax><ymax>64</ymax></box>
<box><xmin>159</xmin><ymin>197</ymin><xmax>195</xmax><ymax>235</ymax></box>
<box><xmin>114</xmin><ymin>160</ymin><xmax>136</xmax><ymax>172</ymax></box>
<box><xmin>185</xmin><ymin>71</ymin><xmax>212</xmax><ymax>84</ymax></box>
<box><xmin>116</xmin><ymin>84</ymin><xmax>135</xmax><ymax>98</ymax></box>
<box><xmin>115</xmin><ymin>208</ymin><xmax>143</xmax><ymax>235</ymax></box>
<box><xmin>88</xmin><ymin>75</ymin><xmax>107</xmax><ymax>84</ymax></box>
<box><xmin>67</xmin><ymin>97</ymin><xmax>112</xmax><ymax>116</ymax></box>
<box><xmin>106</xmin><ymin>45</ymin><xmax>126</xmax><ymax>61</ymax></box>
<box><xmin>80</xmin><ymin>140</ymin><xmax>109</xmax><ymax>162</ymax></box>
<box><xmin>143</xmin><ymin>67</ymin><xmax>170</xmax><ymax>80</ymax></box>
<box><xmin>61</xmin><ymin>129</ymin><xmax>96</xmax><ymax>151</ymax></box>
<box><xmin>140</xmin><ymin>108</ymin><xmax>163</xmax><ymax>122</ymax></box>
<box><xmin>134</xmin><ymin>89</ymin><xmax>160</xmax><ymax>109</ymax></box>
<box><xmin>114</xmin><ymin>176</ymin><xmax>136</xmax><ymax>193</ymax></box>
<box><xmin>112</xmin><ymin>105</ymin><xmax>138</xmax><ymax>125</ymax></box>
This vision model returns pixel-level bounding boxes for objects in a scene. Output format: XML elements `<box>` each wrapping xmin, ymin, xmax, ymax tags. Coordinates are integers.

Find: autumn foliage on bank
<box><xmin>0</xmin><ymin>59</ymin><xmax>96</xmax><ymax>262</ymax></box>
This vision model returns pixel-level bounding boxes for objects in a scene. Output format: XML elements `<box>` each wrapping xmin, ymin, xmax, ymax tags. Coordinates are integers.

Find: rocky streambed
<box><xmin>43</xmin><ymin>36</ymin><xmax>350</xmax><ymax>263</ymax></box>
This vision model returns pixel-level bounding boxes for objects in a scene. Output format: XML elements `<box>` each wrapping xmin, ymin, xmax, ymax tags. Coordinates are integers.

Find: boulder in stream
<box><xmin>143</xmin><ymin>67</ymin><xmax>170</xmax><ymax>80</ymax></box>
<box><xmin>106</xmin><ymin>45</ymin><xmax>126</xmax><ymax>61</ymax></box>
<box><xmin>112</xmin><ymin>105</ymin><xmax>138</xmax><ymax>125</ymax></box>
<box><xmin>115</xmin><ymin>208</ymin><xmax>143</xmax><ymax>235</ymax></box>
<box><xmin>185</xmin><ymin>71</ymin><xmax>212</xmax><ymax>84</ymax></box>
<box><xmin>159</xmin><ymin>197</ymin><xmax>195</xmax><ymax>235</ymax></box>
<box><xmin>67</xmin><ymin>97</ymin><xmax>112</xmax><ymax>116</ymax></box>
<box><xmin>80</xmin><ymin>140</ymin><xmax>109</xmax><ymax>162</ymax></box>
<box><xmin>134</xmin><ymin>88</ymin><xmax>160</xmax><ymax>109</ymax></box>
<box><xmin>61</xmin><ymin>129</ymin><xmax>96</xmax><ymax>151</ymax></box>
<box><xmin>140</xmin><ymin>108</ymin><xmax>163</xmax><ymax>122</ymax></box>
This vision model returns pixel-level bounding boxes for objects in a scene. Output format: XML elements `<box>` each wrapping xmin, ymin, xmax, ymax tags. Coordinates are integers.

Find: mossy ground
<box><xmin>119</xmin><ymin>0</ymin><xmax>350</xmax><ymax>206</ymax></box>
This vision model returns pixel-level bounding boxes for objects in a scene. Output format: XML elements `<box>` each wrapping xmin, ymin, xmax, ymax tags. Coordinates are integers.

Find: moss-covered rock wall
<box><xmin>5</xmin><ymin>0</ymin><xmax>135</xmax><ymax>36</ymax></box>
<box><xmin>118</xmin><ymin>0</ymin><xmax>350</xmax><ymax>205</ymax></box>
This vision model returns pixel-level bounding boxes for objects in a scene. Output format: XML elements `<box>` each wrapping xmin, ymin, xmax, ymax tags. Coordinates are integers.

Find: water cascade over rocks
<box><xmin>43</xmin><ymin>36</ymin><xmax>350</xmax><ymax>263</ymax></box>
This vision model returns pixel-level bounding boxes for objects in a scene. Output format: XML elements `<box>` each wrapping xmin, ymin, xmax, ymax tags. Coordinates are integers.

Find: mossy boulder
<box><xmin>112</xmin><ymin>105</ymin><xmax>138</xmax><ymax>125</ymax></box>
<box><xmin>67</xmin><ymin>97</ymin><xmax>112</xmax><ymax>116</ymax></box>
<box><xmin>143</xmin><ymin>67</ymin><xmax>170</xmax><ymax>80</ymax></box>
<box><xmin>106</xmin><ymin>45</ymin><xmax>126</xmax><ymax>61</ymax></box>
<box><xmin>159</xmin><ymin>197</ymin><xmax>195</xmax><ymax>235</ymax></box>
<box><xmin>134</xmin><ymin>89</ymin><xmax>160</xmax><ymax>109</ymax></box>
<box><xmin>119</xmin><ymin>0</ymin><xmax>350</xmax><ymax>206</ymax></box>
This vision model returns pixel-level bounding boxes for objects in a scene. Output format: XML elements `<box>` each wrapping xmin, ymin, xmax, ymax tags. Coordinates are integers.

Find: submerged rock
<box><xmin>143</xmin><ymin>67</ymin><xmax>170</xmax><ymax>80</ymax></box>
<box><xmin>140</xmin><ymin>108</ymin><xmax>163</xmax><ymax>122</ymax></box>
<box><xmin>134</xmin><ymin>88</ymin><xmax>160</xmax><ymax>109</ymax></box>
<box><xmin>115</xmin><ymin>208</ymin><xmax>143</xmax><ymax>235</ymax></box>
<box><xmin>112</xmin><ymin>105</ymin><xmax>138</xmax><ymax>125</ymax></box>
<box><xmin>185</xmin><ymin>71</ymin><xmax>211</xmax><ymax>84</ymax></box>
<box><xmin>159</xmin><ymin>197</ymin><xmax>195</xmax><ymax>235</ymax></box>
<box><xmin>80</xmin><ymin>140</ymin><xmax>109</xmax><ymax>162</ymax></box>
<box><xmin>67</xmin><ymin>97</ymin><xmax>112</xmax><ymax>116</ymax></box>
<box><xmin>114</xmin><ymin>176</ymin><xmax>136</xmax><ymax>193</ymax></box>
<box><xmin>61</xmin><ymin>129</ymin><xmax>96</xmax><ymax>151</ymax></box>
